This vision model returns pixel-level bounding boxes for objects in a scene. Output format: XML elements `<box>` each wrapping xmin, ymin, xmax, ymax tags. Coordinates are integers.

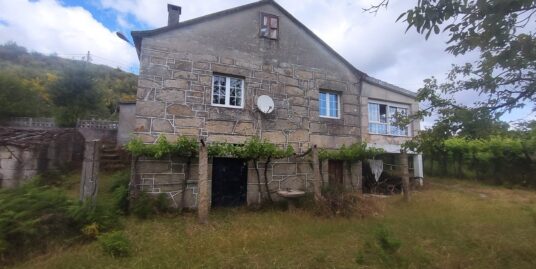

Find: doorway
<box><xmin>211</xmin><ymin>158</ymin><xmax>248</xmax><ymax>207</ymax></box>
<box><xmin>328</xmin><ymin>160</ymin><xmax>344</xmax><ymax>187</ymax></box>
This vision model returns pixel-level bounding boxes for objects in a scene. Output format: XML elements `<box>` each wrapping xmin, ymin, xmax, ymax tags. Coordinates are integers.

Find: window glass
<box><xmin>212</xmin><ymin>75</ymin><xmax>244</xmax><ymax>108</ymax></box>
<box><xmin>213</xmin><ymin>75</ymin><xmax>226</xmax><ymax>105</ymax></box>
<box><xmin>319</xmin><ymin>92</ymin><xmax>327</xmax><ymax>116</ymax></box>
<box><xmin>368</xmin><ymin>102</ymin><xmax>409</xmax><ymax>136</ymax></box>
<box><xmin>319</xmin><ymin>91</ymin><xmax>339</xmax><ymax>118</ymax></box>
<box><xmin>368</xmin><ymin>103</ymin><xmax>379</xmax><ymax>122</ymax></box>
<box><xmin>379</xmin><ymin>104</ymin><xmax>387</xmax><ymax>123</ymax></box>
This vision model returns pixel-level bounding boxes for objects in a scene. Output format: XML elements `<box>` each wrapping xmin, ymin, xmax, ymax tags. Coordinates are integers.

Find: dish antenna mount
<box><xmin>256</xmin><ymin>95</ymin><xmax>275</xmax><ymax>114</ymax></box>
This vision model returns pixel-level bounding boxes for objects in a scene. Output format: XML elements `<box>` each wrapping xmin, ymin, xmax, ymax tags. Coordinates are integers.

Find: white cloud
<box><xmin>1</xmin><ymin>0</ymin><xmax>527</xmax><ymax>123</ymax></box>
<box><xmin>0</xmin><ymin>0</ymin><xmax>138</xmax><ymax>71</ymax></box>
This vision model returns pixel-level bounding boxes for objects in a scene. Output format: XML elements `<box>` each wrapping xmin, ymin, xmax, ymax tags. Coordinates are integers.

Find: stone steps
<box><xmin>100</xmin><ymin>142</ymin><xmax>129</xmax><ymax>171</ymax></box>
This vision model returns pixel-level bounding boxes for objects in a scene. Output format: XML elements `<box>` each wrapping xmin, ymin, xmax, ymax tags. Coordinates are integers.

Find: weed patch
<box><xmin>98</xmin><ymin>231</ymin><xmax>130</xmax><ymax>257</ymax></box>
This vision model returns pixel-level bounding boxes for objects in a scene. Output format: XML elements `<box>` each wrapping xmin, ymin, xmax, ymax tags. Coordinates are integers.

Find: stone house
<box><xmin>130</xmin><ymin>0</ymin><xmax>423</xmax><ymax>208</ymax></box>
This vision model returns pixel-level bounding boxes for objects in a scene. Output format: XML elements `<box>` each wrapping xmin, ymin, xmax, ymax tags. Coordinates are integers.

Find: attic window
<box><xmin>260</xmin><ymin>13</ymin><xmax>279</xmax><ymax>39</ymax></box>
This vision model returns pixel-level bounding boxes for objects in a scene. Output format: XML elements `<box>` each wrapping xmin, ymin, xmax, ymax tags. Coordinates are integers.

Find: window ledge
<box><xmin>368</xmin><ymin>132</ymin><xmax>410</xmax><ymax>138</ymax></box>
<box><xmin>319</xmin><ymin>116</ymin><xmax>340</xmax><ymax>120</ymax></box>
<box><xmin>211</xmin><ymin>104</ymin><xmax>243</xmax><ymax>109</ymax></box>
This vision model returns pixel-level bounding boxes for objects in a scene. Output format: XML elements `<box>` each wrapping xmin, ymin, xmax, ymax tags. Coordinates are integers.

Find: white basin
<box><xmin>277</xmin><ymin>190</ymin><xmax>306</xmax><ymax>199</ymax></box>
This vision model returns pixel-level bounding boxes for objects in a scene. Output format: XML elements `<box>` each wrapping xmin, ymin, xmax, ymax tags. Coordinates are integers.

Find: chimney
<box><xmin>167</xmin><ymin>4</ymin><xmax>181</xmax><ymax>26</ymax></box>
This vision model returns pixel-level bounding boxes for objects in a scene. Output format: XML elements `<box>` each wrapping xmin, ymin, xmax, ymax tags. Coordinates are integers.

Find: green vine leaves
<box><xmin>126</xmin><ymin>135</ymin><xmax>295</xmax><ymax>160</ymax></box>
<box><xmin>126</xmin><ymin>135</ymin><xmax>385</xmax><ymax>162</ymax></box>
<box><xmin>318</xmin><ymin>142</ymin><xmax>384</xmax><ymax>161</ymax></box>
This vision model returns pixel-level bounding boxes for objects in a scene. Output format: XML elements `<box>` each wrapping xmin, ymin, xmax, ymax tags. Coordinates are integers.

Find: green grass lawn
<box><xmin>10</xmin><ymin>175</ymin><xmax>536</xmax><ymax>269</ymax></box>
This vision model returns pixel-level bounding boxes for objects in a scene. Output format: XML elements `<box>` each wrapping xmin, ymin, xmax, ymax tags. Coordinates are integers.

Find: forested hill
<box><xmin>0</xmin><ymin>42</ymin><xmax>137</xmax><ymax>125</ymax></box>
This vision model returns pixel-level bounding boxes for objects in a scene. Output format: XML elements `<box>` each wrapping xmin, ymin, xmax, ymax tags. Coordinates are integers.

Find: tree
<box><xmin>0</xmin><ymin>73</ymin><xmax>44</xmax><ymax>120</ymax></box>
<box><xmin>49</xmin><ymin>63</ymin><xmax>102</xmax><ymax>127</ymax></box>
<box><xmin>368</xmin><ymin>0</ymin><xmax>536</xmax><ymax>117</ymax></box>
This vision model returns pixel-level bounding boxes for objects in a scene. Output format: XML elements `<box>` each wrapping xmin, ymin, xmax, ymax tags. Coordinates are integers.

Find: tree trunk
<box><xmin>399</xmin><ymin>151</ymin><xmax>411</xmax><ymax>202</ymax></box>
<box><xmin>263</xmin><ymin>157</ymin><xmax>273</xmax><ymax>202</ymax></box>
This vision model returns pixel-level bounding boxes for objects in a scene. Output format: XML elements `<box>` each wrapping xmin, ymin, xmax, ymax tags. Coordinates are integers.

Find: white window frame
<box><xmin>211</xmin><ymin>75</ymin><xmax>245</xmax><ymax>109</ymax></box>
<box><xmin>368</xmin><ymin>100</ymin><xmax>411</xmax><ymax>137</ymax></box>
<box><xmin>319</xmin><ymin>91</ymin><xmax>340</xmax><ymax>119</ymax></box>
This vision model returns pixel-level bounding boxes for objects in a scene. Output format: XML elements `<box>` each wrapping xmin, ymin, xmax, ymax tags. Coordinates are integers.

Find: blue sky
<box><xmin>0</xmin><ymin>0</ymin><xmax>532</xmax><ymax>126</ymax></box>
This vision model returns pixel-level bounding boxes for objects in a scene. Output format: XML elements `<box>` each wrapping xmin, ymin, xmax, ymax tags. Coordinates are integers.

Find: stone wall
<box><xmin>135</xmin><ymin>154</ymin><xmax>336</xmax><ymax>208</ymax></box>
<box><xmin>134</xmin><ymin>53</ymin><xmax>361</xmax><ymax>150</ymax></box>
<box><xmin>0</xmin><ymin>130</ymin><xmax>84</xmax><ymax>188</ymax></box>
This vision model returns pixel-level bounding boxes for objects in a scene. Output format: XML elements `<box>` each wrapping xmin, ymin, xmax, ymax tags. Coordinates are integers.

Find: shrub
<box><xmin>109</xmin><ymin>171</ymin><xmax>130</xmax><ymax>193</ymax></box>
<box><xmin>303</xmin><ymin>187</ymin><xmax>381</xmax><ymax>218</ymax></box>
<box><xmin>68</xmin><ymin>201</ymin><xmax>119</xmax><ymax>232</ymax></box>
<box><xmin>108</xmin><ymin>171</ymin><xmax>131</xmax><ymax>215</ymax></box>
<box><xmin>374</xmin><ymin>225</ymin><xmax>401</xmax><ymax>254</ymax></box>
<box><xmin>0</xmin><ymin>179</ymin><xmax>122</xmax><ymax>264</ymax></box>
<box><xmin>130</xmin><ymin>192</ymin><xmax>155</xmax><ymax>219</ymax></box>
<box><xmin>355</xmin><ymin>225</ymin><xmax>405</xmax><ymax>267</ymax></box>
<box><xmin>0</xmin><ymin>183</ymin><xmax>73</xmax><ymax>260</ymax></box>
<box><xmin>98</xmin><ymin>231</ymin><xmax>130</xmax><ymax>257</ymax></box>
<box><xmin>81</xmin><ymin>223</ymin><xmax>100</xmax><ymax>239</ymax></box>
<box><xmin>113</xmin><ymin>185</ymin><xmax>130</xmax><ymax>215</ymax></box>
<box><xmin>155</xmin><ymin>193</ymin><xmax>172</xmax><ymax>213</ymax></box>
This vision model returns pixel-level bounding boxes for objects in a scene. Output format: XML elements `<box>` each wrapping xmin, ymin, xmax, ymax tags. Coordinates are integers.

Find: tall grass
<box><xmin>9</xmin><ymin>179</ymin><xmax>536</xmax><ymax>269</ymax></box>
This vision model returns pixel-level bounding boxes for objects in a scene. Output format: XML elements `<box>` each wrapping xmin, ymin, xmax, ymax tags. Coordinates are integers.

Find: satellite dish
<box><xmin>257</xmin><ymin>95</ymin><xmax>274</xmax><ymax>114</ymax></box>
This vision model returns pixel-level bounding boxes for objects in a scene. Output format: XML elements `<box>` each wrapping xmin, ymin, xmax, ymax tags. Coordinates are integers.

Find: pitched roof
<box><xmin>131</xmin><ymin>0</ymin><xmax>366</xmax><ymax>77</ymax></box>
<box><xmin>131</xmin><ymin>0</ymin><xmax>417</xmax><ymax>99</ymax></box>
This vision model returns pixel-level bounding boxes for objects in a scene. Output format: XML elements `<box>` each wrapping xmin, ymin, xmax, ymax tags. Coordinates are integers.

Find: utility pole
<box><xmin>84</xmin><ymin>51</ymin><xmax>92</xmax><ymax>63</ymax></box>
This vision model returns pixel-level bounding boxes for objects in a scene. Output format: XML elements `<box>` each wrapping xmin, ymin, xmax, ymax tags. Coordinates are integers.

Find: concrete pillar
<box><xmin>399</xmin><ymin>151</ymin><xmax>411</xmax><ymax>202</ymax></box>
<box><xmin>312</xmin><ymin>145</ymin><xmax>322</xmax><ymax>201</ymax></box>
<box><xmin>198</xmin><ymin>141</ymin><xmax>209</xmax><ymax>224</ymax></box>
<box><xmin>413</xmin><ymin>154</ymin><xmax>424</xmax><ymax>178</ymax></box>
<box><xmin>355</xmin><ymin>161</ymin><xmax>363</xmax><ymax>195</ymax></box>
<box><xmin>80</xmin><ymin>140</ymin><xmax>101</xmax><ymax>203</ymax></box>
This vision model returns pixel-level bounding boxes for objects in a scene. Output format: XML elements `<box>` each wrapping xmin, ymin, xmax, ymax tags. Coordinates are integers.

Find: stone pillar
<box><xmin>399</xmin><ymin>151</ymin><xmax>411</xmax><ymax>202</ymax></box>
<box><xmin>80</xmin><ymin>140</ymin><xmax>101</xmax><ymax>203</ymax></box>
<box><xmin>312</xmin><ymin>145</ymin><xmax>322</xmax><ymax>201</ymax></box>
<box><xmin>198</xmin><ymin>141</ymin><xmax>209</xmax><ymax>224</ymax></box>
<box><xmin>354</xmin><ymin>161</ymin><xmax>363</xmax><ymax>195</ymax></box>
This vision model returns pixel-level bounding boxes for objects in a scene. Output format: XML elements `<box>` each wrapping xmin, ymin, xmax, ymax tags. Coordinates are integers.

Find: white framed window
<box><xmin>319</xmin><ymin>91</ymin><xmax>340</xmax><ymax>118</ymax></box>
<box><xmin>368</xmin><ymin>101</ymin><xmax>410</xmax><ymax>136</ymax></box>
<box><xmin>212</xmin><ymin>75</ymin><xmax>244</xmax><ymax>108</ymax></box>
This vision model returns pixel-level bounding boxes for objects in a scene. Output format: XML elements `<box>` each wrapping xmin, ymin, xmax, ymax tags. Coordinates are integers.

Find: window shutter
<box><xmin>260</xmin><ymin>13</ymin><xmax>279</xmax><ymax>39</ymax></box>
<box><xmin>270</xmin><ymin>17</ymin><xmax>278</xmax><ymax>28</ymax></box>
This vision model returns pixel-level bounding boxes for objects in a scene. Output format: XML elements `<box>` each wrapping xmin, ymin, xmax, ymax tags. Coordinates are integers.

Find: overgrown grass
<box><xmin>9</xmin><ymin>179</ymin><xmax>536</xmax><ymax>269</ymax></box>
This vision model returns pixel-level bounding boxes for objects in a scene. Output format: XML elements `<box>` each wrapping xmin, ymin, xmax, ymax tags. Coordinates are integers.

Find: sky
<box><xmin>0</xmin><ymin>0</ymin><xmax>532</xmax><ymax>127</ymax></box>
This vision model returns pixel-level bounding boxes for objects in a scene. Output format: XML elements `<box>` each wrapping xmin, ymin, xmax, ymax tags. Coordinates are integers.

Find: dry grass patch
<box><xmin>9</xmin><ymin>178</ymin><xmax>536</xmax><ymax>269</ymax></box>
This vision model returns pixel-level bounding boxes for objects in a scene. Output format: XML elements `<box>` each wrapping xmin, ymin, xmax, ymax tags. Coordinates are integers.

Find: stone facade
<box><xmin>130</xmin><ymin>0</ymin><xmax>419</xmax><ymax>207</ymax></box>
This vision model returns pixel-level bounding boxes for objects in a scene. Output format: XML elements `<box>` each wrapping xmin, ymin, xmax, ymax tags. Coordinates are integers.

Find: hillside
<box><xmin>0</xmin><ymin>42</ymin><xmax>137</xmax><ymax>121</ymax></box>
